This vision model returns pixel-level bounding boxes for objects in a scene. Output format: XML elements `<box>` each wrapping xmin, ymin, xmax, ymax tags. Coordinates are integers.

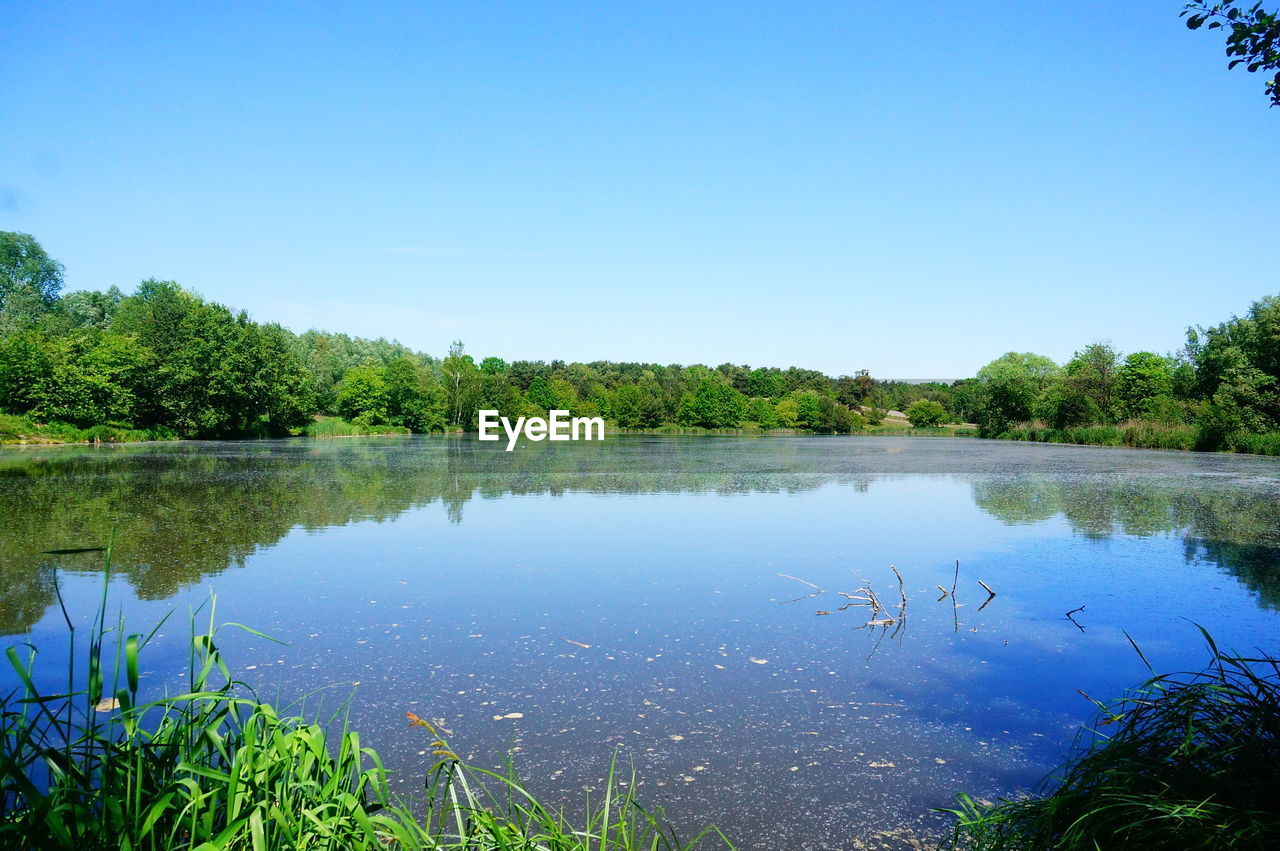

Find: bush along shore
<box><xmin>0</xmin><ymin>547</ymin><xmax>729</xmax><ymax>850</ymax></box>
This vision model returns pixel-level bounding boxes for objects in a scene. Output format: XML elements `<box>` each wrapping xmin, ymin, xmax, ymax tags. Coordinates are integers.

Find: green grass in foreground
<box><xmin>0</xmin><ymin>413</ymin><xmax>178</xmax><ymax>446</ymax></box>
<box><xmin>943</xmin><ymin>631</ymin><xmax>1280</xmax><ymax>849</ymax></box>
<box><xmin>0</xmin><ymin>545</ymin><xmax>728</xmax><ymax>850</ymax></box>
<box><xmin>302</xmin><ymin>415</ymin><xmax>413</xmax><ymax>437</ymax></box>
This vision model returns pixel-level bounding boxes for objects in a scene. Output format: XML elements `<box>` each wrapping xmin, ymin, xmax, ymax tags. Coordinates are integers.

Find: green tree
<box><xmin>0</xmin><ymin>331</ymin><xmax>53</xmax><ymax>415</ymax></box>
<box><xmin>949</xmin><ymin>378</ymin><xmax>983</xmax><ymax>424</ymax></box>
<box><xmin>61</xmin><ymin>287</ymin><xmax>125</xmax><ymax>330</ymax></box>
<box><xmin>974</xmin><ymin>352</ymin><xmax>1060</xmax><ymax>434</ymax></box>
<box><xmin>746</xmin><ymin>396</ymin><xmax>779</xmax><ymax>429</ymax></box>
<box><xmin>747</xmin><ymin>367</ymin><xmax>785</xmax><ymax>398</ymax></box>
<box><xmin>479</xmin><ymin>356</ymin><xmax>508</xmax><ymax>375</ymax></box>
<box><xmin>473</xmin><ymin>371</ymin><xmax>521</xmax><ymax>426</ymax></box>
<box><xmin>611</xmin><ymin>384</ymin><xmax>664</xmax><ymax>428</ymax></box>
<box><xmin>526</xmin><ymin>376</ymin><xmax>556</xmax><ymax>411</ymax></box>
<box><xmin>854</xmin><ymin>369</ymin><xmax>875</xmax><ymax>400</ymax></box>
<box><xmin>830</xmin><ymin>404</ymin><xmax>860</xmax><ymax>433</ymax></box>
<box><xmin>1186</xmin><ymin>295</ymin><xmax>1280</xmax><ymax>436</ymax></box>
<box><xmin>1</xmin><ymin>232</ymin><xmax>64</xmax><ymax>331</ymax></box>
<box><xmin>774</xmin><ymin>397</ymin><xmax>800</xmax><ymax>427</ymax></box>
<box><xmin>112</xmin><ymin>280</ymin><xmax>274</xmax><ymax>436</ymax></box>
<box><xmin>440</xmin><ymin>341</ymin><xmax>480</xmax><ymax>427</ymax></box>
<box><xmin>1184</xmin><ymin>1</ymin><xmax>1280</xmax><ymax>106</ymax></box>
<box><xmin>246</xmin><ymin>323</ymin><xmax>315</xmax><ymax>434</ymax></box>
<box><xmin>335</xmin><ymin>362</ymin><xmax>389</xmax><ymax>423</ymax></box>
<box><xmin>792</xmin><ymin>390</ymin><xmax>826</xmax><ymax>431</ymax></box>
<box><xmin>1117</xmin><ymin>351</ymin><xmax>1176</xmax><ymax>419</ymax></box>
<box><xmin>546</xmin><ymin>378</ymin><xmax>581</xmax><ymax>413</ymax></box>
<box><xmin>1064</xmin><ymin>343</ymin><xmax>1121</xmax><ymax>422</ymax></box>
<box><xmin>1035</xmin><ymin>379</ymin><xmax>1103</xmax><ymax>429</ymax></box>
<box><xmin>905</xmin><ymin>399</ymin><xmax>948</xmax><ymax>427</ymax></box>
<box><xmin>676</xmin><ymin>380</ymin><xmax>748</xmax><ymax>428</ymax></box>
<box><xmin>383</xmin><ymin>357</ymin><xmax>425</xmax><ymax>425</ymax></box>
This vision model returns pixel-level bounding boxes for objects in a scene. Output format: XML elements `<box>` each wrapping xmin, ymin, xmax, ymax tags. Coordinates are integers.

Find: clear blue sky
<box><xmin>2</xmin><ymin>1</ymin><xmax>1276</xmax><ymax>377</ymax></box>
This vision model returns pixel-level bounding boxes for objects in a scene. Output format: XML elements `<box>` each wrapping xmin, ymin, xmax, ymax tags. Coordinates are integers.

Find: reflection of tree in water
<box><xmin>0</xmin><ymin>438</ymin><xmax>869</xmax><ymax>634</ymax></box>
<box><xmin>972</xmin><ymin>475</ymin><xmax>1280</xmax><ymax>609</ymax></box>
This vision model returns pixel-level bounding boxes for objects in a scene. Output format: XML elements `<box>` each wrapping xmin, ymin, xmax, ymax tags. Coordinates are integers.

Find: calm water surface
<box><xmin>3</xmin><ymin>435</ymin><xmax>1279</xmax><ymax>848</ymax></box>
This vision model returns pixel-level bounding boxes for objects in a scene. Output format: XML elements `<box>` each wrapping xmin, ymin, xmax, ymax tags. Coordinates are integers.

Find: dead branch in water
<box><xmin>1065</xmin><ymin>605</ymin><xmax>1086</xmax><ymax>632</ymax></box>
<box><xmin>952</xmin><ymin>561</ymin><xmax>961</xmax><ymax>633</ymax></box>
<box><xmin>890</xmin><ymin>565</ymin><xmax>906</xmax><ymax>609</ymax></box>
<box><xmin>778</xmin><ymin>573</ymin><xmax>822</xmax><ymax>591</ymax></box>
<box><xmin>976</xmin><ymin>579</ymin><xmax>997</xmax><ymax>612</ymax></box>
<box><xmin>847</xmin><ymin>569</ymin><xmax>884</xmax><ymax>615</ymax></box>
<box><xmin>888</xmin><ymin>565</ymin><xmax>907</xmax><ymax>638</ymax></box>
<box><xmin>777</xmin><ymin>573</ymin><xmax>825</xmax><ymax>604</ymax></box>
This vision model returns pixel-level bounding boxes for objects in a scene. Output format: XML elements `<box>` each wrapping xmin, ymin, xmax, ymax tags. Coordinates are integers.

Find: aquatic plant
<box><xmin>943</xmin><ymin>631</ymin><xmax>1280</xmax><ymax>849</ymax></box>
<box><xmin>996</xmin><ymin>419</ymin><xmax>1201</xmax><ymax>451</ymax></box>
<box><xmin>303</xmin><ymin>414</ymin><xmax>412</xmax><ymax>437</ymax></box>
<box><xmin>0</xmin><ymin>544</ymin><xmax>729</xmax><ymax>850</ymax></box>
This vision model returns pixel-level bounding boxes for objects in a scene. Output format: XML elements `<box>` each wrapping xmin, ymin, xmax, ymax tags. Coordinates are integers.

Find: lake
<box><xmin>2</xmin><ymin>435</ymin><xmax>1278</xmax><ymax>848</ymax></box>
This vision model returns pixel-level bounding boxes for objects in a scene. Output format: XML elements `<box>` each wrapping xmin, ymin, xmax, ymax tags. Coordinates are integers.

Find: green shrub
<box><xmin>1231</xmin><ymin>430</ymin><xmax>1280</xmax><ymax>456</ymax></box>
<box><xmin>905</xmin><ymin>399</ymin><xmax>948</xmax><ymax>428</ymax></box>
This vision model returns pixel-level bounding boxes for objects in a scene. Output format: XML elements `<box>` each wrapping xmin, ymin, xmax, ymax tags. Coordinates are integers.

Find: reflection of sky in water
<box><xmin>4</xmin><ymin>436</ymin><xmax>1280</xmax><ymax>848</ymax></box>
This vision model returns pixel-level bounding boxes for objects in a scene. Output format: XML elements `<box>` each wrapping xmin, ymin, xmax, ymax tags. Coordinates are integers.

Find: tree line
<box><xmin>957</xmin><ymin>296</ymin><xmax>1280</xmax><ymax>453</ymax></box>
<box><xmin>1</xmin><ymin>231</ymin><xmax>1277</xmax><ymax>452</ymax></box>
<box><xmin>0</xmin><ymin>233</ymin><xmax>893</xmax><ymax>438</ymax></box>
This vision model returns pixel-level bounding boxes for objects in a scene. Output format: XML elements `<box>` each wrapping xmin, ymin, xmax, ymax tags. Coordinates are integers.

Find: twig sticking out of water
<box><xmin>976</xmin><ymin>579</ymin><xmax>997</xmax><ymax>612</ymax></box>
<box><xmin>777</xmin><ymin>573</ymin><xmax>825</xmax><ymax>603</ymax></box>
<box><xmin>1065</xmin><ymin>605</ymin><xmax>1086</xmax><ymax>632</ymax></box>
<box><xmin>777</xmin><ymin>573</ymin><xmax>826</xmax><ymax>603</ymax></box>
<box><xmin>778</xmin><ymin>573</ymin><xmax>822</xmax><ymax>592</ymax></box>
<box><xmin>952</xmin><ymin>561</ymin><xmax>961</xmax><ymax>633</ymax></box>
<box><xmin>888</xmin><ymin>565</ymin><xmax>907</xmax><ymax>638</ymax></box>
<box><xmin>848</xmin><ymin>569</ymin><xmax>885</xmax><ymax>615</ymax></box>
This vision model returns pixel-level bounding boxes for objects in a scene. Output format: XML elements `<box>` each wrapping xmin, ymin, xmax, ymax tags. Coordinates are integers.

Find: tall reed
<box><xmin>943</xmin><ymin>630</ymin><xmax>1280</xmax><ymax>849</ymax></box>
